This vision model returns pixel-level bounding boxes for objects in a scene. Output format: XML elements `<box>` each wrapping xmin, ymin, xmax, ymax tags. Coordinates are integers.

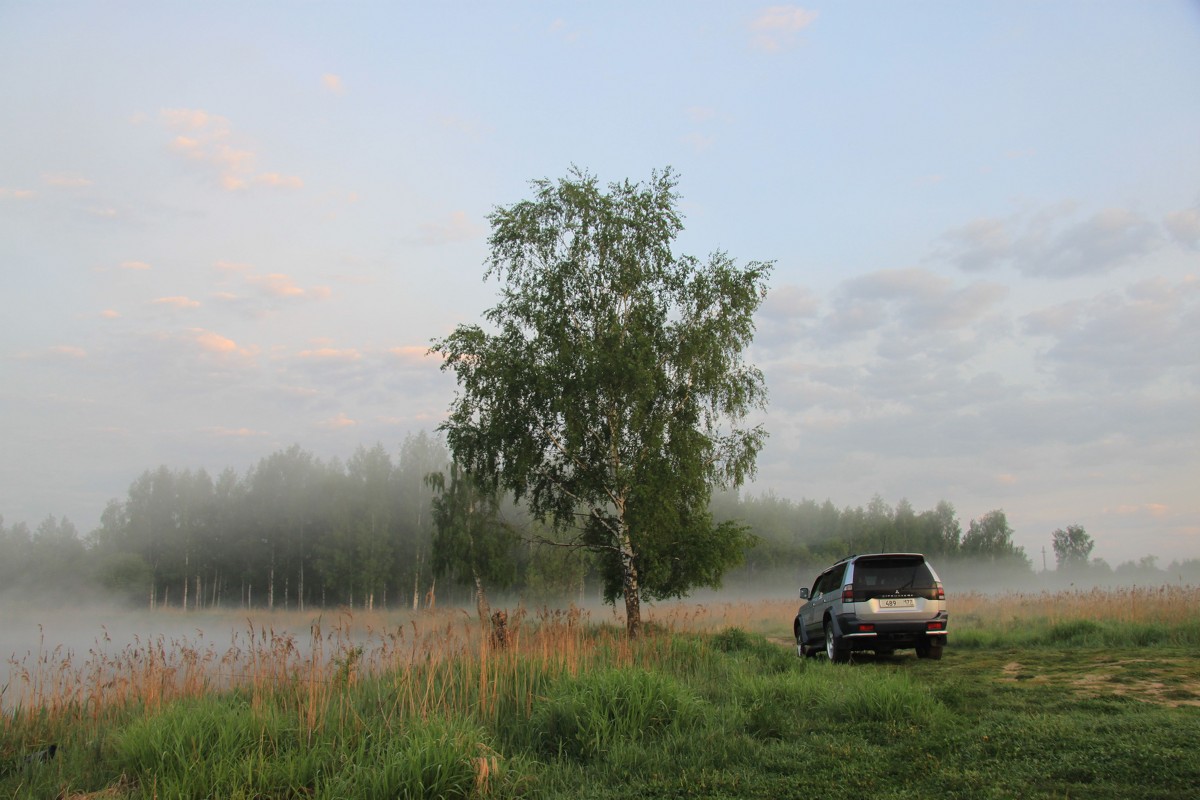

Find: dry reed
<box><xmin>3</xmin><ymin>586</ymin><xmax>1195</xmax><ymax>743</ymax></box>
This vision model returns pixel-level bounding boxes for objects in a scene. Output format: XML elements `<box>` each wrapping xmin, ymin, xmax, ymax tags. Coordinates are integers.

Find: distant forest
<box><xmin>3</xmin><ymin>434</ymin><xmax>1196</xmax><ymax>610</ymax></box>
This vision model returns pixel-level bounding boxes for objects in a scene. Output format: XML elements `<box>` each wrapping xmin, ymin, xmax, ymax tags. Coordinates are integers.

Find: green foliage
<box><xmin>318</xmin><ymin>718</ymin><xmax>499</xmax><ymax>800</ymax></box>
<box><xmin>961</xmin><ymin>509</ymin><xmax>1031</xmax><ymax>568</ymax></box>
<box><xmin>952</xmin><ymin>616</ymin><xmax>1200</xmax><ymax>650</ymax></box>
<box><xmin>433</xmin><ymin>167</ymin><xmax>772</xmax><ymax>633</ymax></box>
<box><xmin>6</xmin><ymin>621</ymin><xmax>1200</xmax><ymax>799</ymax></box>
<box><xmin>532</xmin><ymin>668</ymin><xmax>702</xmax><ymax>762</ymax></box>
<box><xmin>114</xmin><ymin>696</ymin><xmax>293</xmax><ymax>797</ymax></box>
<box><xmin>1052</xmin><ymin>523</ymin><xmax>1095</xmax><ymax>571</ymax></box>
<box><xmin>426</xmin><ymin>461</ymin><xmax>519</xmax><ymax>611</ymax></box>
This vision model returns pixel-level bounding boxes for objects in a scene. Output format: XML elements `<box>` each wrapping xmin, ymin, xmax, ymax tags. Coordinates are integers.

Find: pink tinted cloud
<box><xmin>246</xmin><ymin>273</ymin><xmax>331</xmax><ymax>300</ymax></box>
<box><xmin>322</xmin><ymin>74</ymin><xmax>345</xmax><ymax>94</ymax></box>
<box><xmin>49</xmin><ymin>345</ymin><xmax>87</xmax><ymax>358</ymax></box>
<box><xmin>191</xmin><ymin>328</ymin><xmax>256</xmax><ymax>358</ymax></box>
<box><xmin>159</xmin><ymin>108</ymin><xmax>301</xmax><ymax>193</ymax></box>
<box><xmin>120</xmin><ymin>260</ymin><xmax>152</xmax><ymax>270</ymax></box>
<box><xmin>153</xmin><ymin>296</ymin><xmax>201</xmax><ymax>309</ymax></box>
<box><xmin>389</xmin><ymin>345</ymin><xmax>439</xmax><ymax>365</ymax></box>
<box><xmin>320</xmin><ymin>412</ymin><xmax>357</xmax><ymax>429</ymax></box>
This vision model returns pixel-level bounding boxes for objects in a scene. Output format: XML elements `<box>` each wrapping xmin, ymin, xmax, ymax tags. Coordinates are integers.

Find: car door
<box><xmin>803</xmin><ymin>567</ymin><xmax>841</xmax><ymax>639</ymax></box>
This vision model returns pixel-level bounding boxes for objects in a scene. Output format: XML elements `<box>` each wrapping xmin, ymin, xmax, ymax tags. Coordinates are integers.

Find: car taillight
<box><xmin>857</xmin><ymin>624</ymin><xmax>875</xmax><ymax>632</ymax></box>
<box><xmin>842</xmin><ymin>584</ymin><xmax>854</xmax><ymax>602</ymax></box>
<box><xmin>935</xmin><ymin>582</ymin><xmax>945</xmax><ymax>601</ymax></box>
<box><xmin>926</xmin><ymin>621</ymin><xmax>944</xmax><ymax>631</ymax></box>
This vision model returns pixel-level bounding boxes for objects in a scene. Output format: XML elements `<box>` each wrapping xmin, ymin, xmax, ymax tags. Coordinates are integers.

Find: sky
<box><xmin>1</xmin><ymin>1</ymin><xmax>1198</xmax><ymax>568</ymax></box>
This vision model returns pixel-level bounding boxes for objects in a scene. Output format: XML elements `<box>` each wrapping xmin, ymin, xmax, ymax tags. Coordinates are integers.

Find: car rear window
<box><xmin>854</xmin><ymin>557</ymin><xmax>934</xmax><ymax>589</ymax></box>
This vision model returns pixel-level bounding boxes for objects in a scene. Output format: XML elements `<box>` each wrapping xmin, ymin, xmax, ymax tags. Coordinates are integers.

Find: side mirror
<box><xmin>798</xmin><ymin>587</ymin><xmax>810</xmax><ymax>601</ymax></box>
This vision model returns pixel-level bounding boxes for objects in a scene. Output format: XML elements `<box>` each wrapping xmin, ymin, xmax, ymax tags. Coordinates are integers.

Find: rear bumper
<box><xmin>834</xmin><ymin>611</ymin><xmax>949</xmax><ymax>650</ymax></box>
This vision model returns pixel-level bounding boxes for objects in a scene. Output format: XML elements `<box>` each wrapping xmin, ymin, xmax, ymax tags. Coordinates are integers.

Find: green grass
<box><xmin>4</xmin><ymin>622</ymin><xmax>1199</xmax><ymax>799</ymax></box>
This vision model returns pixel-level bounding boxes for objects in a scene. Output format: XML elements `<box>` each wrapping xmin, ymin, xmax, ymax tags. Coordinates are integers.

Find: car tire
<box><xmin>825</xmin><ymin>620</ymin><xmax>849</xmax><ymax>663</ymax></box>
<box><xmin>916</xmin><ymin>641</ymin><xmax>943</xmax><ymax>660</ymax></box>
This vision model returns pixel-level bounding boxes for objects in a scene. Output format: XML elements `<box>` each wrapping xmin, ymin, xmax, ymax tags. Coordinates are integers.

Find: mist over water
<box><xmin>5</xmin><ymin>556</ymin><xmax>1192</xmax><ymax>712</ymax></box>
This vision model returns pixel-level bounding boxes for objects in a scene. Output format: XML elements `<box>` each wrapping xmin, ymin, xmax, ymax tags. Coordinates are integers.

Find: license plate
<box><xmin>879</xmin><ymin>597</ymin><xmax>916</xmax><ymax>609</ymax></box>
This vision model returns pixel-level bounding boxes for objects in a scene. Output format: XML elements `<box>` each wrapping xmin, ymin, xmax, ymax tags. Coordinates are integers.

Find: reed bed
<box><xmin>5</xmin><ymin>586</ymin><xmax>1196</xmax><ymax>730</ymax></box>
<box><xmin>2</xmin><ymin>587</ymin><xmax>1198</xmax><ymax>798</ymax></box>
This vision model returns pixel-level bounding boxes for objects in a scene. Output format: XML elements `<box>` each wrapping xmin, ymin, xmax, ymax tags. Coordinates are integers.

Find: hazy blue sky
<box><xmin>2</xmin><ymin>1</ymin><xmax>1197</xmax><ymax>566</ymax></box>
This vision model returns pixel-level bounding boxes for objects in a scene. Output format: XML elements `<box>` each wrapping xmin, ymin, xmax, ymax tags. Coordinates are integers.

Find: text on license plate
<box><xmin>879</xmin><ymin>597</ymin><xmax>916</xmax><ymax>609</ymax></box>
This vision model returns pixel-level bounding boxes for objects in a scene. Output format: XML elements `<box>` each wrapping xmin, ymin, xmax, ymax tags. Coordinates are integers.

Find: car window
<box><xmin>817</xmin><ymin>566</ymin><xmax>844</xmax><ymax>596</ymax></box>
<box><xmin>855</xmin><ymin>558</ymin><xmax>933</xmax><ymax>589</ymax></box>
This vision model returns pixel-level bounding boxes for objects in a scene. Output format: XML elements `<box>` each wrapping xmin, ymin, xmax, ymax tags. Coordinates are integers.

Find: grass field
<box><xmin>3</xmin><ymin>587</ymin><xmax>1198</xmax><ymax>799</ymax></box>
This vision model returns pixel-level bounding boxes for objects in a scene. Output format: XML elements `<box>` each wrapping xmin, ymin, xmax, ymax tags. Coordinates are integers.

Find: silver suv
<box><xmin>794</xmin><ymin>553</ymin><xmax>948</xmax><ymax>662</ymax></box>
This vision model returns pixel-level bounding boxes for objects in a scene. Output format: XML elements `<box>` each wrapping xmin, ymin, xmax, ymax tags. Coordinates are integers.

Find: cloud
<box><xmin>49</xmin><ymin>345</ymin><xmax>87</xmax><ymax>358</ymax></box>
<box><xmin>191</xmin><ymin>328</ymin><xmax>257</xmax><ymax>359</ymax></box>
<box><xmin>246</xmin><ymin>273</ymin><xmax>309</xmax><ymax>297</ymax></box>
<box><xmin>755</xmin><ymin>271</ymin><xmax>1008</xmax><ymax>363</ymax></box>
<box><xmin>0</xmin><ymin>187</ymin><xmax>35</xmax><ymax>199</ymax></box>
<box><xmin>749</xmin><ymin>5</ymin><xmax>818</xmax><ymax>52</ymax></box>
<box><xmin>214</xmin><ymin>260</ymin><xmax>253</xmax><ymax>272</ymax></box>
<box><xmin>320</xmin><ymin>412</ymin><xmax>357</xmax><ymax>429</ymax></box>
<box><xmin>839</xmin><ymin>268</ymin><xmax>1009</xmax><ymax>335</ymax></box>
<box><xmin>548</xmin><ymin>18</ymin><xmax>581</xmax><ymax>43</ymax></box>
<box><xmin>158</xmin><ymin>108</ymin><xmax>301</xmax><ymax>192</ymax></box>
<box><xmin>120</xmin><ymin>260</ymin><xmax>152</xmax><ymax>271</ymax></box>
<box><xmin>208</xmin><ymin>426</ymin><xmax>268</xmax><ymax>438</ymax></box>
<box><xmin>938</xmin><ymin>205</ymin><xmax>1161</xmax><ymax>277</ymax></box>
<box><xmin>1165</xmin><ymin>207</ymin><xmax>1200</xmax><ymax>249</ymax></box>
<box><xmin>1022</xmin><ymin>276</ymin><xmax>1199</xmax><ymax>389</ymax></box>
<box><xmin>152</xmin><ymin>296</ymin><xmax>201</xmax><ymax>309</ymax></box>
<box><xmin>101</xmin><ymin>309</ymin><xmax>121</xmax><ymax>319</ymax></box>
<box><xmin>682</xmin><ymin>133</ymin><xmax>715</xmax><ymax>153</ymax></box>
<box><xmin>1105</xmin><ymin>503</ymin><xmax>1170</xmax><ymax>519</ymax></box>
<box><xmin>42</xmin><ymin>172</ymin><xmax>93</xmax><ymax>188</ymax></box>
<box><xmin>299</xmin><ymin>347</ymin><xmax>363</xmax><ymax>362</ymax></box>
<box><xmin>321</xmin><ymin>73</ymin><xmax>345</xmax><ymax>94</ymax></box>
<box><xmin>408</xmin><ymin>211</ymin><xmax>484</xmax><ymax>245</ymax></box>
<box><xmin>389</xmin><ymin>345</ymin><xmax>440</xmax><ymax>366</ymax></box>
<box><xmin>252</xmin><ymin>172</ymin><xmax>304</xmax><ymax>189</ymax></box>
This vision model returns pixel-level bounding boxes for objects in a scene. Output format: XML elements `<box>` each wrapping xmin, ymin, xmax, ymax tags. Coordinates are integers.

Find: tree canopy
<box><xmin>432</xmin><ymin>167</ymin><xmax>772</xmax><ymax>637</ymax></box>
<box><xmin>1052</xmin><ymin>524</ymin><xmax>1095</xmax><ymax>571</ymax></box>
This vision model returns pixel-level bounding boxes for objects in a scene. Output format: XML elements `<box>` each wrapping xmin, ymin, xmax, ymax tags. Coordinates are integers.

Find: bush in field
<box><xmin>532</xmin><ymin>668</ymin><xmax>702</xmax><ymax>762</ymax></box>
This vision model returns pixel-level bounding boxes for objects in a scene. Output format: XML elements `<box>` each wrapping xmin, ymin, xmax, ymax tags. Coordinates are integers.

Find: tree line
<box><xmin>5</xmin><ymin>438</ymin><xmax>1194</xmax><ymax>611</ymax></box>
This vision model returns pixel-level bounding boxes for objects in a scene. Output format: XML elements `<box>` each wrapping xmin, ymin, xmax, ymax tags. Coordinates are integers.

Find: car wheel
<box><xmin>916</xmin><ymin>641</ymin><xmax>943</xmax><ymax>660</ymax></box>
<box><xmin>824</xmin><ymin>620</ymin><xmax>849</xmax><ymax>663</ymax></box>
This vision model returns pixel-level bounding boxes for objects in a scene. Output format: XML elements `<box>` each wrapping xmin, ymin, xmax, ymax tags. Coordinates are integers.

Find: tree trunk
<box><xmin>619</xmin><ymin>530</ymin><xmax>641</xmax><ymax>639</ymax></box>
<box><xmin>473</xmin><ymin>569</ymin><xmax>490</xmax><ymax>623</ymax></box>
<box><xmin>412</xmin><ymin>554</ymin><xmax>422</xmax><ymax>610</ymax></box>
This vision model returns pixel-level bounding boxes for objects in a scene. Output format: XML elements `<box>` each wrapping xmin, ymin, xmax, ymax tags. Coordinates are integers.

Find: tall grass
<box><xmin>3</xmin><ymin>586</ymin><xmax>1197</xmax><ymax>798</ymax></box>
